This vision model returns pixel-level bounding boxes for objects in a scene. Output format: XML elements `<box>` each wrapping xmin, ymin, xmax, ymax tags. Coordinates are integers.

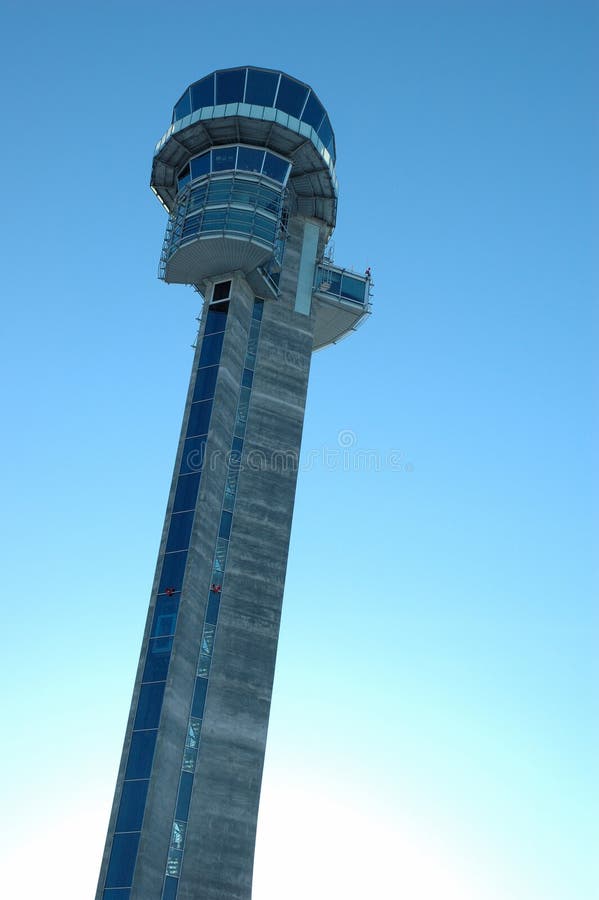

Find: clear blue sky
<box><xmin>0</xmin><ymin>1</ymin><xmax>596</xmax><ymax>898</ymax></box>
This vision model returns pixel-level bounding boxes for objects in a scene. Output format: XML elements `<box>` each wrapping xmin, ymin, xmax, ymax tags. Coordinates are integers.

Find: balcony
<box><xmin>312</xmin><ymin>263</ymin><xmax>372</xmax><ymax>350</ymax></box>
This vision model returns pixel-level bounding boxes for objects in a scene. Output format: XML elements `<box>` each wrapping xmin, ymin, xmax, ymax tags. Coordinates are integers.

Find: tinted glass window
<box><xmin>191</xmin><ymin>676</ymin><xmax>208</xmax><ymax>718</ymax></box>
<box><xmin>173</xmin><ymin>91</ymin><xmax>191</xmax><ymax>122</ymax></box>
<box><xmin>262</xmin><ymin>153</ymin><xmax>290</xmax><ymax>184</ymax></box>
<box><xmin>103</xmin><ymin>889</ymin><xmax>131</xmax><ymax>899</ymax></box>
<box><xmin>180</xmin><ymin>435</ymin><xmax>207</xmax><ymax>475</ymax></box>
<box><xmin>175</xmin><ymin>771</ymin><xmax>194</xmax><ymax>822</ymax></box>
<box><xmin>163</xmin><ymin>875</ymin><xmax>179</xmax><ymax>900</ymax></box>
<box><xmin>237</xmin><ymin>146</ymin><xmax>265</xmax><ymax>174</ymax></box>
<box><xmin>116</xmin><ymin>779</ymin><xmax>149</xmax><ymax>832</ymax></box>
<box><xmin>340</xmin><ymin>274</ymin><xmax>366</xmax><ymax>302</ymax></box>
<box><xmin>245</xmin><ymin>69</ymin><xmax>278</xmax><ymax>106</ymax></box>
<box><xmin>186</xmin><ymin>400</ymin><xmax>212</xmax><ymax>438</ymax></box>
<box><xmin>321</xmin><ymin>268</ymin><xmax>341</xmax><ymax>295</ymax></box>
<box><xmin>214</xmin><ymin>537</ymin><xmax>228</xmax><ymax>572</ymax></box>
<box><xmin>151</xmin><ymin>594</ymin><xmax>179</xmax><ymax>637</ymax></box>
<box><xmin>193</xmin><ymin>366</ymin><xmax>218</xmax><ymax>403</ymax></box>
<box><xmin>211</xmin><ymin>146</ymin><xmax>237</xmax><ymax>171</ymax></box>
<box><xmin>158</xmin><ymin>552</ymin><xmax>187</xmax><ymax>594</ymax></box>
<box><xmin>205</xmin><ymin>308</ymin><xmax>228</xmax><ymax>335</ymax></box>
<box><xmin>212</xmin><ymin>280</ymin><xmax>231</xmax><ymax>301</ymax></box>
<box><xmin>105</xmin><ymin>833</ymin><xmax>140</xmax><ymax>889</ymax></box>
<box><xmin>134</xmin><ymin>682</ymin><xmax>165</xmax><ymax>730</ymax></box>
<box><xmin>216</xmin><ymin>69</ymin><xmax>245</xmax><ymax>104</ymax></box>
<box><xmin>301</xmin><ymin>92</ymin><xmax>325</xmax><ymax>130</ymax></box>
<box><xmin>219</xmin><ymin>510</ymin><xmax>233</xmax><ymax>540</ymax></box>
<box><xmin>205</xmin><ymin>591</ymin><xmax>220</xmax><ymax>625</ymax></box>
<box><xmin>198</xmin><ymin>331</ymin><xmax>224</xmax><ymax>367</ymax></box>
<box><xmin>318</xmin><ymin>116</ymin><xmax>334</xmax><ymax>154</ymax></box>
<box><xmin>242</xmin><ymin>368</ymin><xmax>253</xmax><ymax>388</ymax></box>
<box><xmin>125</xmin><ymin>730</ymin><xmax>157</xmax><ymax>780</ymax></box>
<box><xmin>166</xmin><ymin>511</ymin><xmax>194</xmax><ymax>553</ymax></box>
<box><xmin>275</xmin><ymin>75</ymin><xmax>308</xmax><ymax>117</ymax></box>
<box><xmin>143</xmin><ymin>637</ymin><xmax>173</xmax><ymax>683</ymax></box>
<box><xmin>177</xmin><ymin>163</ymin><xmax>190</xmax><ymax>191</ymax></box>
<box><xmin>252</xmin><ymin>299</ymin><xmax>264</xmax><ymax>320</ymax></box>
<box><xmin>173</xmin><ymin>472</ymin><xmax>201</xmax><ymax>512</ymax></box>
<box><xmin>190</xmin><ymin>75</ymin><xmax>214</xmax><ymax>110</ymax></box>
<box><xmin>190</xmin><ymin>153</ymin><xmax>210</xmax><ymax>181</ymax></box>
<box><xmin>186</xmin><ymin>717</ymin><xmax>202</xmax><ymax>749</ymax></box>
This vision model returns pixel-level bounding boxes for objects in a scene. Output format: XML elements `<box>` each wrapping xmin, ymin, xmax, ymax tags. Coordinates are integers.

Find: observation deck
<box><xmin>150</xmin><ymin>67</ymin><xmax>372</xmax><ymax>352</ymax></box>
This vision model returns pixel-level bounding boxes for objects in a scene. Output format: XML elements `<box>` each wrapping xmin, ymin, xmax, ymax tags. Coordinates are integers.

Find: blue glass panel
<box><xmin>188</xmin><ymin>182</ymin><xmax>208</xmax><ymax>211</ymax></box>
<box><xmin>219</xmin><ymin>510</ymin><xmax>233</xmax><ymax>540</ymax></box>
<box><xmin>190</xmin><ymin>153</ymin><xmax>210</xmax><ymax>181</ymax></box>
<box><xmin>275</xmin><ymin>75</ymin><xmax>308</xmax><ymax>117</ymax></box>
<box><xmin>232</xmin><ymin>436</ymin><xmax>244</xmax><ymax>455</ymax></box>
<box><xmin>177</xmin><ymin>164</ymin><xmax>190</xmax><ymax>191</ymax></box>
<box><xmin>206</xmin><ymin>178</ymin><xmax>233</xmax><ymax>204</ymax></box>
<box><xmin>126</xmin><ymin>730</ymin><xmax>157</xmax><ymax>780</ymax></box>
<box><xmin>177</xmin><ymin>172</ymin><xmax>191</xmax><ymax>193</ymax></box>
<box><xmin>186</xmin><ymin>400</ymin><xmax>212</xmax><ymax>439</ymax></box>
<box><xmin>173</xmin><ymin>472</ymin><xmax>201</xmax><ymax>512</ymax></box>
<box><xmin>245</xmin><ymin>68</ymin><xmax>277</xmax><ymax>106</ymax></box>
<box><xmin>151</xmin><ymin>594</ymin><xmax>180</xmax><ymax>637</ymax></box>
<box><xmin>173</xmin><ymin>91</ymin><xmax>191</xmax><ymax>122</ymax></box>
<box><xmin>199</xmin><ymin>331</ymin><xmax>224</xmax><ymax>367</ymax></box>
<box><xmin>159</xmin><ymin>551</ymin><xmax>188</xmax><ymax>593</ymax></box>
<box><xmin>166</xmin><ymin>511</ymin><xmax>194</xmax><ymax>553</ymax></box>
<box><xmin>175</xmin><ymin>771</ymin><xmax>194</xmax><ymax>822</ymax></box>
<box><xmin>317</xmin><ymin>116</ymin><xmax>334</xmax><ymax>154</ymax></box>
<box><xmin>204</xmin><ymin>308</ymin><xmax>228</xmax><ymax>335</ymax></box>
<box><xmin>237</xmin><ymin>146</ymin><xmax>265</xmax><ymax>174</ymax></box>
<box><xmin>134</xmin><ymin>682</ymin><xmax>165</xmax><ymax>730</ymax></box>
<box><xmin>225</xmin><ymin>466</ymin><xmax>240</xmax><ymax>495</ymax></box>
<box><xmin>252</xmin><ymin>299</ymin><xmax>264</xmax><ymax>320</ymax></box>
<box><xmin>181</xmin><ymin>213</ymin><xmax>201</xmax><ymax>241</ymax></box>
<box><xmin>103</xmin><ymin>890</ymin><xmax>131</xmax><ymax>899</ymax></box>
<box><xmin>190</xmin><ymin>75</ymin><xmax>214</xmax><ymax>110</ymax></box>
<box><xmin>211</xmin><ymin>146</ymin><xmax>237</xmax><ymax>171</ymax></box>
<box><xmin>116</xmin><ymin>779</ymin><xmax>149</xmax><ymax>832</ymax></box>
<box><xmin>201</xmin><ymin>210</ymin><xmax>227</xmax><ymax>231</ymax></box>
<box><xmin>205</xmin><ymin>591</ymin><xmax>220</xmax><ymax>625</ymax></box>
<box><xmin>340</xmin><ymin>274</ymin><xmax>367</xmax><ymax>302</ymax></box>
<box><xmin>216</xmin><ymin>69</ymin><xmax>245</xmax><ymax>104</ymax></box>
<box><xmin>143</xmin><ymin>637</ymin><xmax>173</xmax><ymax>682</ymax></box>
<box><xmin>301</xmin><ymin>92</ymin><xmax>325</xmax><ymax>131</ymax></box>
<box><xmin>105</xmin><ymin>832</ymin><xmax>140</xmax><ymax>888</ymax></box>
<box><xmin>191</xmin><ymin>677</ymin><xmax>208</xmax><ymax>717</ymax></box>
<box><xmin>320</xmin><ymin>267</ymin><xmax>341</xmax><ymax>295</ymax></box>
<box><xmin>262</xmin><ymin>153</ymin><xmax>290</xmax><ymax>184</ymax></box>
<box><xmin>163</xmin><ymin>876</ymin><xmax>179</xmax><ymax>900</ymax></box>
<box><xmin>242</xmin><ymin>368</ymin><xmax>253</xmax><ymax>388</ymax></box>
<box><xmin>180</xmin><ymin>436</ymin><xmax>207</xmax><ymax>475</ymax></box>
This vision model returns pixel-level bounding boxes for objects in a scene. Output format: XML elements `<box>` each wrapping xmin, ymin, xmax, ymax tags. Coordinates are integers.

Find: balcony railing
<box><xmin>313</xmin><ymin>264</ymin><xmax>371</xmax><ymax>305</ymax></box>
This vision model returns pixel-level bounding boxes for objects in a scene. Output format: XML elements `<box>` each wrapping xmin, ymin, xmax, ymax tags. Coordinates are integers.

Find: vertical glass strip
<box><xmin>103</xmin><ymin>304</ymin><xmax>228</xmax><ymax>894</ymax></box>
<box><xmin>161</xmin><ymin>299</ymin><xmax>264</xmax><ymax>897</ymax></box>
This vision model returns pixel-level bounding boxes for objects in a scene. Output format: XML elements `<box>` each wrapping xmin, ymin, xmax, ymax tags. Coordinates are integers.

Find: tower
<box><xmin>97</xmin><ymin>67</ymin><xmax>371</xmax><ymax>900</ymax></box>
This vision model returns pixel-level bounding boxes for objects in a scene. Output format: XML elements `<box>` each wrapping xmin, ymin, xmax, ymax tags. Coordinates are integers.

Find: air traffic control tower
<box><xmin>97</xmin><ymin>67</ymin><xmax>372</xmax><ymax>900</ymax></box>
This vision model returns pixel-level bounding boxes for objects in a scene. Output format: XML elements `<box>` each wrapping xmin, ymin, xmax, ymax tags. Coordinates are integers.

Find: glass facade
<box><xmin>160</xmin><ymin>172</ymin><xmax>286</xmax><ymax>278</ymax></box>
<box><xmin>171</xmin><ymin>67</ymin><xmax>336</xmax><ymax>161</ymax></box>
<box><xmin>178</xmin><ymin>145</ymin><xmax>291</xmax><ymax>192</ymax></box>
<box><xmin>102</xmin><ymin>306</ymin><xmax>228</xmax><ymax>898</ymax></box>
<box><xmin>161</xmin><ymin>299</ymin><xmax>264</xmax><ymax>899</ymax></box>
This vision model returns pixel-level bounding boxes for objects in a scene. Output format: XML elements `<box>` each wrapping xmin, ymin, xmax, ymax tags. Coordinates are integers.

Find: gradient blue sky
<box><xmin>0</xmin><ymin>1</ymin><xmax>596</xmax><ymax>898</ymax></box>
